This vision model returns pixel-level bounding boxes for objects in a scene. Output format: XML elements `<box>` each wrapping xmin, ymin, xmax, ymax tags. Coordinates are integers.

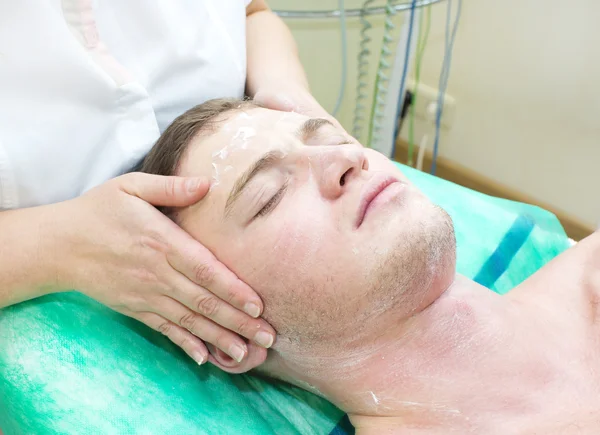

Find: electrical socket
<box><xmin>406</xmin><ymin>80</ymin><xmax>456</xmax><ymax>129</ymax></box>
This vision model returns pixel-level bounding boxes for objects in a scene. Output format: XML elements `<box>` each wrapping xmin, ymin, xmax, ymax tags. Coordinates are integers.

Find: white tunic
<box><xmin>0</xmin><ymin>0</ymin><xmax>250</xmax><ymax>209</ymax></box>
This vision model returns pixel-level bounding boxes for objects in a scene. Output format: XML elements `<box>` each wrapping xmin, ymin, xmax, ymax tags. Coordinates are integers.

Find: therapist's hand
<box><xmin>253</xmin><ymin>83</ymin><xmax>345</xmax><ymax>131</ymax></box>
<box><xmin>57</xmin><ymin>173</ymin><xmax>274</xmax><ymax>369</ymax></box>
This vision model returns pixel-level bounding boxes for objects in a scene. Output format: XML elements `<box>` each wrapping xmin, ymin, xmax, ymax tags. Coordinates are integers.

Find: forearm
<box><xmin>245</xmin><ymin>7</ymin><xmax>309</xmax><ymax>97</ymax></box>
<box><xmin>0</xmin><ymin>204</ymin><xmax>67</xmax><ymax>308</ymax></box>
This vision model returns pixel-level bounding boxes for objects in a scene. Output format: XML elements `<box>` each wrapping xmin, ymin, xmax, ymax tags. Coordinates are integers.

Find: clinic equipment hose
<box><xmin>352</xmin><ymin>0</ymin><xmax>375</xmax><ymax>142</ymax></box>
<box><xmin>366</xmin><ymin>0</ymin><xmax>398</xmax><ymax>149</ymax></box>
<box><xmin>332</xmin><ymin>0</ymin><xmax>348</xmax><ymax>117</ymax></box>
<box><xmin>431</xmin><ymin>0</ymin><xmax>462</xmax><ymax>175</ymax></box>
<box><xmin>408</xmin><ymin>5</ymin><xmax>432</xmax><ymax>166</ymax></box>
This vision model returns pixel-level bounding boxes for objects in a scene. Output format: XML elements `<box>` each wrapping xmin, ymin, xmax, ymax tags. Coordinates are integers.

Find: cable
<box><xmin>392</xmin><ymin>0</ymin><xmax>419</xmax><ymax>154</ymax></box>
<box><xmin>408</xmin><ymin>5</ymin><xmax>432</xmax><ymax>167</ymax></box>
<box><xmin>431</xmin><ymin>0</ymin><xmax>461</xmax><ymax>174</ymax></box>
<box><xmin>416</xmin><ymin>133</ymin><xmax>429</xmax><ymax>171</ymax></box>
<box><xmin>331</xmin><ymin>0</ymin><xmax>347</xmax><ymax>117</ymax></box>
<box><xmin>386</xmin><ymin>0</ymin><xmax>417</xmax><ymax>155</ymax></box>
<box><xmin>431</xmin><ymin>0</ymin><xmax>462</xmax><ymax>175</ymax></box>
<box><xmin>274</xmin><ymin>1</ymin><xmax>446</xmax><ymax>19</ymax></box>
<box><xmin>352</xmin><ymin>0</ymin><xmax>376</xmax><ymax>141</ymax></box>
<box><xmin>417</xmin><ymin>102</ymin><xmax>437</xmax><ymax>171</ymax></box>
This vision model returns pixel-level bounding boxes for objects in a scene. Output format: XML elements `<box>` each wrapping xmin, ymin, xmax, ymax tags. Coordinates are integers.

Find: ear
<box><xmin>207</xmin><ymin>341</ymin><xmax>268</xmax><ymax>374</ymax></box>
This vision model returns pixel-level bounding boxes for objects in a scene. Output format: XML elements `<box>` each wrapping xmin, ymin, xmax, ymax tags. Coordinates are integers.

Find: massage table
<box><xmin>0</xmin><ymin>163</ymin><xmax>571</xmax><ymax>434</ymax></box>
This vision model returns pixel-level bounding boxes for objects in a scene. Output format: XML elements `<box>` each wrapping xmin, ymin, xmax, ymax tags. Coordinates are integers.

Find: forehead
<box><xmin>178</xmin><ymin>107</ymin><xmax>309</xmax><ymax>179</ymax></box>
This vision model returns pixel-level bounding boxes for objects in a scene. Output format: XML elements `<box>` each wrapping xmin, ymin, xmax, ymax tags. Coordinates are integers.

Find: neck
<box><xmin>278</xmin><ymin>275</ymin><xmax>565</xmax><ymax>434</ymax></box>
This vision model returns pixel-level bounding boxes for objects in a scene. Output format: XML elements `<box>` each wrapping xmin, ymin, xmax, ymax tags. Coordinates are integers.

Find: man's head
<box><xmin>141</xmin><ymin>99</ymin><xmax>456</xmax><ymax>376</ymax></box>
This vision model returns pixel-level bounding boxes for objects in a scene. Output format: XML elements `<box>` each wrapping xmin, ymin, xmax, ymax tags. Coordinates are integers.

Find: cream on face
<box><xmin>210</xmin><ymin>112</ymin><xmax>259</xmax><ymax>187</ymax></box>
<box><xmin>177</xmin><ymin>107</ymin><xmax>449</xmax><ymax>357</ymax></box>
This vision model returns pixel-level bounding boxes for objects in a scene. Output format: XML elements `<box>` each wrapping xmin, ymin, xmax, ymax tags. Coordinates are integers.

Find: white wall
<box><xmin>269</xmin><ymin>0</ymin><xmax>600</xmax><ymax>227</ymax></box>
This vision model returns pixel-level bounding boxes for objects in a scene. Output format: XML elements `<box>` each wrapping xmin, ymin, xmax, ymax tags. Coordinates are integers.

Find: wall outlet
<box><xmin>406</xmin><ymin>81</ymin><xmax>456</xmax><ymax>129</ymax></box>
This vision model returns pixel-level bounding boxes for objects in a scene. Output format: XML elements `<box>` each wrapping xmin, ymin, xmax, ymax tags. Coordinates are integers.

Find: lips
<box><xmin>355</xmin><ymin>173</ymin><xmax>400</xmax><ymax>228</ymax></box>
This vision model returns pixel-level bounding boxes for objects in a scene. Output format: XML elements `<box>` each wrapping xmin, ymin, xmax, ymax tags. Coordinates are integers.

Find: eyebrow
<box><xmin>223</xmin><ymin>118</ymin><xmax>335</xmax><ymax>218</ymax></box>
<box><xmin>224</xmin><ymin>150</ymin><xmax>285</xmax><ymax>217</ymax></box>
<box><xmin>296</xmin><ymin>118</ymin><xmax>334</xmax><ymax>142</ymax></box>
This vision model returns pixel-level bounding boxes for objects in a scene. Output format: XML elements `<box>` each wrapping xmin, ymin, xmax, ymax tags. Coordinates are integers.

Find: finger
<box><xmin>150</xmin><ymin>296</ymin><xmax>251</xmax><ymax>363</ymax></box>
<box><xmin>166</xmin><ymin>232</ymin><xmax>265</xmax><ymax>318</ymax></box>
<box><xmin>167</xmin><ymin>276</ymin><xmax>275</xmax><ymax>348</ymax></box>
<box><xmin>118</xmin><ymin>172</ymin><xmax>210</xmax><ymax>207</ymax></box>
<box><xmin>253</xmin><ymin>89</ymin><xmax>297</xmax><ymax>112</ymax></box>
<box><xmin>206</xmin><ymin>341</ymin><xmax>268</xmax><ymax>374</ymax></box>
<box><xmin>136</xmin><ymin>311</ymin><xmax>209</xmax><ymax>365</ymax></box>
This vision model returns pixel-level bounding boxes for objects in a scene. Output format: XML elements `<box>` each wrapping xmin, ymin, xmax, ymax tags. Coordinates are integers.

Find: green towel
<box><xmin>0</xmin><ymin>163</ymin><xmax>570</xmax><ymax>435</ymax></box>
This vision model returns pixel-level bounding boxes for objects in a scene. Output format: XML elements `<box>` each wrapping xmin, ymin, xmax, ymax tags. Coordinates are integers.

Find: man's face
<box><xmin>177</xmin><ymin>107</ymin><xmax>455</xmax><ymax>350</ymax></box>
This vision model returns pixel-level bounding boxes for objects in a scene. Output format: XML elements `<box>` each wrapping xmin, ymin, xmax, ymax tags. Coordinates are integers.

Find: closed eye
<box><xmin>331</xmin><ymin>137</ymin><xmax>355</xmax><ymax>146</ymax></box>
<box><xmin>254</xmin><ymin>182</ymin><xmax>288</xmax><ymax>219</ymax></box>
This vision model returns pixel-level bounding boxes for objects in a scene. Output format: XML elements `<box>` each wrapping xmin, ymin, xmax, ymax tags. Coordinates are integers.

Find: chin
<box><xmin>365</xmin><ymin>201</ymin><xmax>456</xmax><ymax>319</ymax></box>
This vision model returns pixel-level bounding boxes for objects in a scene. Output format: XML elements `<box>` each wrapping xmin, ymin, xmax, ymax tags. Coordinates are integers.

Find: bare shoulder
<box><xmin>565</xmin><ymin>231</ymin><xmax>600</xmax><ymax>290</ymax></box>
<box><xmin>518</xmin><ymin>231</ymin><xmax>600</xmax><ymax>285</ymax></box>
<box><xmin>571</xmin><ymin>230</ymin><xmax>600</xmax><ymax>262</ymax></box>
<box><xmin>511</xmin><ymin>231</ymin><xmax>600</xmax><ymax>317</ymax></box>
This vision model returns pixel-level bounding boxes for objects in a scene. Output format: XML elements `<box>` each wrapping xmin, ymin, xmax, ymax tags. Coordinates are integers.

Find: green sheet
<box><xmin>0</xmin><ymin>163</ymin><xmax>571</xmax><ymax>434</ymax></box>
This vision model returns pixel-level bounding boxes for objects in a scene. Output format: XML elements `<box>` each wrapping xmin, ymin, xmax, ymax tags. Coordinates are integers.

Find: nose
<box><xmin>306</xmin><ymin>145</ymin><xmax>369</xmax><ymax>200</ymax></box>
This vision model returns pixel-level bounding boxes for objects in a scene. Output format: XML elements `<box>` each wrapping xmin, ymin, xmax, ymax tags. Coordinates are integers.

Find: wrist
<box><xmin>36</xmin><ymin>200</ymin><xmax>78</xmax><ymax>294</ymax></box>
<box><xmin>0</xmin><ymin>202</ymin><xmax>72</xmax><ymax>308</ymax></box>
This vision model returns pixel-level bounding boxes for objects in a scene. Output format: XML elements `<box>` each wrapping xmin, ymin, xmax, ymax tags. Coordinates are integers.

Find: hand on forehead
<box><xmin>178</xmin><ymin>106</ymin><xmax>354</xmax><ymax>197</ymax></box>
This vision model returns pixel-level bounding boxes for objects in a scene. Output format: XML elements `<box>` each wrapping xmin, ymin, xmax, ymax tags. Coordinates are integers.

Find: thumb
<box><xmin>254</xmin><ymin>89</ymin><xmax>298</xmax><ymax>113</ymax></box>
<box><xmin>119</xmin><ymin>172</ymin><xmax>210</xmax><ymax>207</ymax></box>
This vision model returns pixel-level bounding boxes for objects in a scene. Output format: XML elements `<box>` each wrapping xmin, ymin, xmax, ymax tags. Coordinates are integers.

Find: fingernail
<box><xmin>244</xmin><ymin>302</ymin><xmax>261</xmax><ymax>318</ymax></box>
<box><xmin>229</xmin><ymin>344</ymin><xmax>246</xmax><ymax>363</ymax></box>
<box><xmin>192</xmin><ymin>351</ymin><xmax>206</xmax><ymax>365</ymax></box>
<box><xmin>254</xmin><ymin>331</ymin><xmax>274</xmax><ymax>349</ymax></box>
<box><xmin>186</xmin><ymin>179</ymin><xmax>203</xmax><ymax>193</ymax></box>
